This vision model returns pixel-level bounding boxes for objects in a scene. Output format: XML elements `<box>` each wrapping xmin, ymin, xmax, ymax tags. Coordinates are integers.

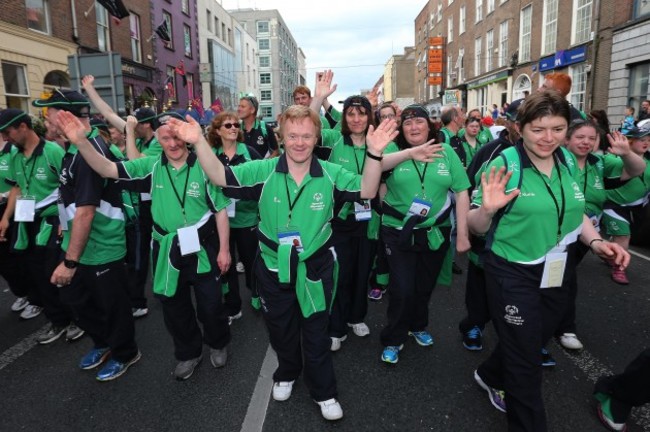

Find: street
<box><xmin>0</xmin><ymin>247</ymin><xmax>649</xmax><ymax>432</ymax></box>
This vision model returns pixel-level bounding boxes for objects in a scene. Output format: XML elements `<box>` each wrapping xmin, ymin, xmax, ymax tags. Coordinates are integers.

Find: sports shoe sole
<box><xmin>96</xmin><ymin>351</ymin><xmax>141</xmax><ymax>382</ymax></box>
<box><xmin>408</xmin><ymin>332</ymin><xmax>434</xmax><ymax>346</ymax></box>
<box><xmin>175</xmin><ymin>356</ymin><xmax>203</xmax><ymax>381</ymax></box>
<box><xmin>80</xmin><ymin>349</ymin><xmax>112</xmax><ymax>370</ymax></box>
<box><xmin>463</xmin><ymin>341</ymin><xmax>483</xmax><ymax>351</ymax></box>
<box><xmin>66</xmin><ymin>330</ymin><xmax>86</xmax><ymax>342</ymax></box>
<box><xmin>37</xmin><ymin>329</ymin><xmax>66</xmax><ymax>345</ymax></box>
<box><xmin>597</xmin><ymin>404</ymin><xmax>627</xmax><ymax>432</ymax></box>
<box><xmin>474</xmin><ymin>370</ymin><xmax>507</xmax><ymax>413</ymax></box>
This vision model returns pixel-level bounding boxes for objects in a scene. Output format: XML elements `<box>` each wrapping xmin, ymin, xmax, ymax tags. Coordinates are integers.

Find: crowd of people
<box><xmin>0</xmin><ymin>69</ymin><xmax>648</xmax><ymax>430</ymax></box>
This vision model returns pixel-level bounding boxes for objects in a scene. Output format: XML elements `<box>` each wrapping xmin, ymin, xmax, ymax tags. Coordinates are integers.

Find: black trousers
<box><xmin>223</xmin><ymin>225</ymin><xmax>258</xmax><ymax>316</ymax></box>
<box><xmin>255</xmin><ymin>249</ymin><xmax>337</xmax><ymax>402</ymax></box>
<box><xmin>58</xmin><ymin>259</ymin><xmax>138</xmax><ymax>363</ymax></box>
<box><xmin>459</xmin><ymin>260</ymin><xmax>491</xmax><ymax>333</ymax></box>
<box><xmin>153</xmin><ymin>235</ymin><xmax>230</xmax><ymax>361</ymax></box>
<box><xmin>380</xmin><ymin>227</ymin><xmax>450</xmax><ymax>347</ymax></box>
<box><xmin>595</xmin><ymin>348</ymin><xmax>650</xmax><ymax>419</ymax></box>
<box><xmin>13</xmin><ymin>219</ymin><xmax>72</xmax><ymax>327</ymax></box>
<box><xmin>125</xmin><ymin>222</ymin><xmax>148</xmax><ymax>309</ymax></box>
<box><xmin>477</xmin><ymin>252</ymin><xmax>572</xmax><ymax>432</ymax></box>
<box><xmin>555</xmin><ymin>242</ymin><xmax>589</xmax><ymax>336</ymax></box>
<box><xmin>0</xmin><ymin>203</ymin><xmax>23</xmax><ymax>297</ymax></box>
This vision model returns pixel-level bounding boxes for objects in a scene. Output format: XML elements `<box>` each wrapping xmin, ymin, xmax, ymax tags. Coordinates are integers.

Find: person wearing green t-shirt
<box><xmin>207</xmin><ymin>111</ymin><xmax>262</xmax><ymax>320</ymax></box>
<box><xmin>468</xmin><ymin>91</ymin><xmax>629</xmax><ymax>431</ymax></box>
<box><xmin>292</xmin><ymin>83</ymin><xmax>341</xmax><ymax>129</ymax></box>
<box><xmin>168</xmin><ymin>102</ymin><xmax>397</xmax><ymax>422</ymax></box>
<box><xmin>458</xmin><ymin>108</ymin><xmax>493</xmax><ymax>147</ymax></box>
<box><xmin>601</xmin><ymin>125</ymin><xmax>650</xmax><ymax>285</ymax></box>
<box><xmin>378</xmin><ymin>104</ymin><xmax>471</xmax><ymax>365</ymax></box>
<box><xmin>0</xmin><ymin>109</ymin><xmax>81</xmax><ymax>343</ymax></box>
<box><xmin>37</xmin><ymin>91</ymin><xmax>140</xmax><ymax>382</ymax></box>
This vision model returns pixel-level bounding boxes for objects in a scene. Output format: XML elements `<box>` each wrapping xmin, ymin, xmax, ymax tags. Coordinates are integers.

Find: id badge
<box><xmin>540</xmin><ymin>252</ymin><xmax>567</xmax><ymax>288</ymax></box>
<box><xmin>58</xmin><ymin>202</ymin><xmax>69</xmax><ymax>231</ymax></box>
<box><xmin>15</xmin><ymin>196</ymin><xmax>36</xmax><ymax>222</ymax></box>
<box><xmin>354</xmin><ymin>199</ymin><xmax>372</xmax><ymax>221</ymax></box>
<box><xmin>177</xmin><ymin>225</ymin><xmax>201</xmax><ymax>256</ymax></box>
<box><xmin>226</xmin><ymin>199</ymin><xmax>238</xmax><ymax>218</ymax></box>
<box><xmin>278</xmin><ymin>230</ymin><xmax>303</xmax><ymax>253</ymax></box>
<box><xmin>140</xmin><ymin>192</ymin><xmax>152</xmax><ymax>201</ymax></box>
<box><xmin>408</xmin><ymin>197</ymin><xmax>432</xmax><ymax>217</ymax></box>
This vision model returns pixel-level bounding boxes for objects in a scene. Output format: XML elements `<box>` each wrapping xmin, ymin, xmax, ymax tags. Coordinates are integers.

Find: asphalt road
<box><xmin>0</xmin><ymin>246</ymin><xmax>649</xmax><ymax>432</ymax></box>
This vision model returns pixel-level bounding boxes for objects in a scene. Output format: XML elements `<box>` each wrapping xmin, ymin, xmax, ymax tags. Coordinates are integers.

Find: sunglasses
<box><xmin>222</xmin><ymin>122</ymin><xmax>240</xmax><ymax>129</ymax></box>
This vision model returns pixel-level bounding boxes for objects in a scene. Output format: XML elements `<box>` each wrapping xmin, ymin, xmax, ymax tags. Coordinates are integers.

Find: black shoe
<box><xmin>462</xmin><ymin>326</ymin><xmax>483</xmax><ymax>351</ymax></box>
<box><xmin>541</xmin><ymin>348</ymin><xmax>556</xmax><ymax>367</ymax></box>
<box><xmin>452</xmin><ymin>262</ymin><xmax>463</xmax><ymax>275</ymax></box>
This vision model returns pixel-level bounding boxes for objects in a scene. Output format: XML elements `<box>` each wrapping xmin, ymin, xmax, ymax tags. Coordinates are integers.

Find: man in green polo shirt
<box><xmin>56</xmin><ymin>111</ymin><xmax>232</xmax><ymax>382</ymax></box>
<box><xmin>35</xmin><ymin>90</ymin><xmax>140</xmax><ymax>382</ymax></box>
<box><xmin>166</xmin><ymin>103</ymin><xmax>396</xmax><ymax>421</ymax></box>
<box><xmin>0</xmin><ymin>108</ymin><xmax>83</xmax><ymax>343</ymax></box>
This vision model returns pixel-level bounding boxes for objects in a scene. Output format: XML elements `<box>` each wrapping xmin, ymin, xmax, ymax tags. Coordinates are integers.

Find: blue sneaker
<box><xmin>409</xmin><ymin>330</ymin><xmax>434</xmax><ymax>346</ymax></box>
<box><xmin>474</xmin><ymin>370</ymin><xmax>507</xmax><ymax>413</ymax></box>
<box><xmin>79</xmin><ymin>347</ymin><xmax>111</xmax><ymax>370</ymax></box>
<box><xmin>541</xmin><ymin>348</ymin><xmax>556</xmax><ymax>367</ymax></box>
<box><xmin>96</xmin><ymin>351</ymin><xmax>141</xmax><ymax>382</ymax></box>
<box><xmin>463</xmin><ymin>326</ymin><xmax>483</xmax><ymax>351</ymax></box>
<box><xmin>381</xmin><ymin>345</ymin><xmax>403</xmax><ymax>364</ymax></box>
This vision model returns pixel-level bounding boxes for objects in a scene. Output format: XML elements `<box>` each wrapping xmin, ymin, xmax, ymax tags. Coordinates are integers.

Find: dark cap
<box><xmin>400</xmin><ymin>104</ymin><xmax>430</xmax><ymax>122</ymax></box>
<box><xmin>89</xmin><ymin>118</ymin><xmax>109</xmax><ymax>135</ymax></box>
<box><xmin>240</xmin><ymin>95</ymin><xmax>259</xmax><ymax>112</ymax></box>
<box><xmin>32</xmin><ymin>89</ymin><xmax>91</xmax><ymax>118</ymax></box>
<box><xmin>623</xmin><ymin>122</ymin><xmax>650</xmax><ymax>139</ymax></box>
<box><xmin>0</xmin><ymin>109</ymin><xmax>31</xmax><ymax>131</ymax></box>
<box><xmin>343</xmin><ymin>95</ymin><xmax>372</xmax><ymax>114</ymax></box>
<box><xmin>157</xmin><ymin>111</ymin><xmax>186</xmax><ymax>125</ymax></box>
<box><xmin>505</xmin><ymin>98</ymin><xmax>524</xmax><ymax>121</ymax></box>
<box><xmin>134</xmin><ymin>107</ymin><xmax>159</xmax><ymax>130</ymax></box>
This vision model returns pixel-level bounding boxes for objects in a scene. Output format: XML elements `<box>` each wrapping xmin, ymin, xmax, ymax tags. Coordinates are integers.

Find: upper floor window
<box><xmin>163</xmin><ymin>12</ymin><xmax>173</xmax><ymax>50</ymax></box>
<box><xmin>259</xmin><ymin>56</ymin><xmax>270</xmax><ymax>68</ymax></box>
<box><xmin>572</xmin><ymin>0</ymin><xmax>593</xmax><ymax>44</ymax></box>
<box><xmin>487</xmin><ymin>0</ymin><xmax>495</xmax><ymax>13</ymax></box>
<box><xmin>635</xmin><ymin>0</ymin><xmax>650</xmax><ymax>18</ymax></box>
<box><xmin>257</xmin><ymin>21</ymin><xmax>269</xmax><ymax>33</ymax></box>
<box><xmin>259</xmin><ymin>39</ymin><xmax>270</xmax><ymax>50</ymax></box>
<box><xmin>542</xmin><ymin>0</ymin><xmax>558</xmax><ymax>55</ymax></box>
<box><xmin>96</xmin><ymin>2</ymin><xmax>111</xmax><ymax>52</ymax></box>
<box><xmin>183</xmin><ymin>25</ymin><xmax>192</xmax><ymax>58</ymax></box>
<box><xmin>519</xmin><ymin>5</ymin><xmax>532</xmax><ymax>62</ymax></box>
<box><xmin>260</xmin><ymin>73</ymin><xmax>271</xmax><ymax>85</ymax></box>
<box><xmin>181</xmin><ymin>0</ymin><xmax>189</xmax><ymax>15</ymax></box>
<box><xmin>129</xmin><ymin>13</ymin><xmax>142</xmax><ymax>63</ymax></box>
<box><xmin>460</xmin><ymin>6</ymin><xmax>466</xmax><ymax>34</ymax></box>
<box><xmin>2</xmin><ymin>62</ymin><xmax>30</xmax><ymax>111</ymax></box>
<box><xmin>26</xmin><ymin>0</ymin><xmax>50</xmax><ymax>33</ymax></box>
<box><xmin>476</xmin><ymin>0</ymin><xmax>483</xmax><ymax>23</ymax></box>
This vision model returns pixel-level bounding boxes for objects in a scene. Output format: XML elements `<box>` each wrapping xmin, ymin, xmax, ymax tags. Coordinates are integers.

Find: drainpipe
<box><xmin>588</xmin><ymin>0</ymin><xmax>602</xmax><ymax>110</ymax></box>
<box><xmin>70</xmin><ymin>0</ymin><xmax>80</xmax><ymax>44</ymax></box>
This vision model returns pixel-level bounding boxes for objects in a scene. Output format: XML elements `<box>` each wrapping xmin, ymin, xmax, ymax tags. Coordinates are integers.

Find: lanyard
<box><xmin>164</xmin><ymin>164</ymin><xmax>191</xmax><ymax>223</ymax></box>
<box><xmin>353</xmin><ymin>146</ymin><xmax>366</xmax><ymax>174</ymax></box>
<box><xmin>531</xmin><ymin>157</ymin><xmax>565</xmax><ymax>244</ymax></box>
<box><xmin>411</xmin><ymin>160</ymin><xmax>429</xmax><ymax>196</ymax></box>
<box><xmin>284</xmin><ymin>175</ymin><xmax>308</xmax><ymax>223</ymax></box>
<box><xmin>582</xmin><ymin>165</ymin><xmax>589</xmax><ymax>197</ymax></box>
<box><xmin>21</xmin><ymin>154</ymin><xmax>39</xmax><ymax>195</ymax></box>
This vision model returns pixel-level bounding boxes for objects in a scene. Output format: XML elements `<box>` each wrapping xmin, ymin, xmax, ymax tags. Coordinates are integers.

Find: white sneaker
<box><xmin>132</xmin><ymin>308</ymin><xmax>149</xmax><ymax>318</ymax></box>
<box><xmin>347</xmin><ymin>322</ymin><xmax>370</xmax><ymax>337</ymax></box>
<box><xmin>559</xmin><ymin>333</ymin><xmax>584</xmax><ymax>350</ymax></box>
<box><xmin>315</xmin><ymin>398</ymin><xmax>343</xmax><ymax>420</ymax></box>
<box><xmin>65</xmin><ymin>323</ymin><xmax>85</xmax><ymax>341</ymax></box>
<box><xmin>272</xmin><ymin>380</ymin><xmax>294</xmax><ymax>401</ymax></box>
<box><xmin>228</xmin><ymin>311</ymin><xmax>243</xmax><ymax>325</ymax></box>
<box><xmin>11</xmin><ymin>297</ymin><xmax>29</xmax><ymax>312</ymax></box>
<box><xmin>20</xmin><ymin>304</ymin><xmax>43</xmax><ymax>320</ymax></box>
<box><xmin>330</xmin><ymin>335</ymin><xmax>347</xmax><ymax>352</ymax></box>
<box><xmin>236</xmin><ymin>262</ymin><xmax>245</xmax><ymax>273</ymax></box>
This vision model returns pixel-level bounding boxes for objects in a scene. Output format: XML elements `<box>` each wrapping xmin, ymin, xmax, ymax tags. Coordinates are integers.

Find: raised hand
<box><xmin>410</xmin><ymin>140</ymin><xmax>445</xmax><ymax>163</ymax></box>
<box><xmin>81</xmin><ymin>75</ymin><xmax>95</xmax><ymax>89</ymax></box>
<box><xmin>57</xmin><ymin>110</ymin><xmax>88</xmax><ymax>145</ymax></box>
<box><xmin>167</xmin><ymin>116</ymin><xmax>204</xmax><ymax>145</ymax></box>
<box><xmin>479</xmin><ymin>167</ymin><xmax>520</xmax><ymax>216</ymax></box>
<box><xmin>607</xmin><ymin>131</ymin><xmax>631</xmax><ymax>156</ymax></box>
<box><xmin>125</xmin><ymin>115</ymin><xmax>137</xmax><ymax>133</ymax></box>
<box><xmin>314</xmin><ymin>69</ymin><xmax>337</xmax><ymax>99</ymax></box>
<box><xmin>366</xmin><ymin>118</ymin><xmax>398</xmax><ymax>155</ymax></box>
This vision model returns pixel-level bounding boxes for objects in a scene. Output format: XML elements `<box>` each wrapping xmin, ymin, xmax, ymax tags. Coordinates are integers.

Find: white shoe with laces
<box><xmin>559</xmin><ymin>333</ymin><xmax>584</xmax><ymax>350</ymax></box>
<box><xmin>330</xmin><ymin>335</ymin><xmax>347</xmax><ymax>352</ymax></box>
<box><xmin>20</xmin><ymin>304</ymin><xmax>43</xmax><ymax>320</ymax></box>
<box><xmin>272</xmin><ymin>380</ymin><xmax>294</xmax><ymax>401</ymax></box>
<box><xmin>315</xmin><ymin>398</ymin><xmax>343</xmax><ymax>420</ymax></box>
<box><xmin>347</xmin><ymin>322</ymin><xmax>370</xmax><ymax>337</ymax></box>
<box><xmin>11</xmin><ymin>297</ymin><xmax>29</xmax><ymax>312</ymax></box>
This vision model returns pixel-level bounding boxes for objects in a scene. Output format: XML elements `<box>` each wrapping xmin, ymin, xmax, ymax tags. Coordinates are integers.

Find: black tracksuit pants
<box><xmin>458</xmin><ymin>259</ymin><xmax>491</xmax><ymax>333</ymax></box>
<box><xmin>224</xmin><ymin>225</ymin><xmax>258</xmax><ymax>316</ymax></box>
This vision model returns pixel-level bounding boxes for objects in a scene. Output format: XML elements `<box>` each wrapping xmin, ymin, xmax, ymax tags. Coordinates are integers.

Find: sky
<box><xmin>221</xmin><ymin>0</ymin><xmax>428</xmax><ymax>109</ymax></box>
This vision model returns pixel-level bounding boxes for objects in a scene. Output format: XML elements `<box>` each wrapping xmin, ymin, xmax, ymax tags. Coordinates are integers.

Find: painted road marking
<box><xmin>240</xmin><ymin>344</ymin><xmax>278</xmax><ymax>432</ymax></box>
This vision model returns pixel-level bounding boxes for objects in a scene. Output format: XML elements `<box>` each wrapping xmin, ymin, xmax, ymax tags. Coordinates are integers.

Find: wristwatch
<box><xmin>63</xmin><ymin>258</ymin><xmax>79</xmax><ymax>269</ymax></box>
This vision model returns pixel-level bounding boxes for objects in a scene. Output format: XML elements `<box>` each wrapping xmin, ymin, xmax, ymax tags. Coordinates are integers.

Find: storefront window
<box><xmin>627</xmin><ymin>62</ymin><xmax>650</xmax><ymax>114</ymax></box>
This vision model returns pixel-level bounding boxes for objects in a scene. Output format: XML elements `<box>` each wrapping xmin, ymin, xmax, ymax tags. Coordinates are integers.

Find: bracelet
<box><xmin>366</xmin><ymin>151</ymin><xmax>383</xmax><ymax>161</ymax></box>
<box><xmin>589</xmin><ymin>238</ymin><xmax>604</xmax><ymax>250</ymax></box>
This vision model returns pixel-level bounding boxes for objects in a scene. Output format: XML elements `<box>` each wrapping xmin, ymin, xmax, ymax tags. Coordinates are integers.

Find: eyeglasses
<box><xmin>222</xmin><ymin>122</ymin><xmax>240</xmax><ymax>129</ymax></box>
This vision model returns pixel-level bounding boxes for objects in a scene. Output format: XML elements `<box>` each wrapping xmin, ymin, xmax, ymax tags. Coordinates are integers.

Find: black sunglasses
<box><xmin>222</xmin><ymin>122</ymin><xmax>240</xmax><ymax>129</ymax></box>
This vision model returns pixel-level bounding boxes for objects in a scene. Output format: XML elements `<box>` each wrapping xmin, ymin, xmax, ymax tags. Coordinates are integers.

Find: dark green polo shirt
<box><xmin>136</xmin><ymin>136</ymin><xmax>163</xmax><ymax>158</ymax></box>
<box><xmin>604</xmin><ymin>154</ymin><xmax>650</xmax><ymax>207</ymax></box>
<box><xmin>382</xmin><ymin>142</ymin><xmax>470</xmax><ymax>229</ymax></box>
<box><xmin>473</xmin><ymin>147</ymin><xmax>585</xmax><ymax>264</ymax></box>
<box><xmin>320</xmin><ymin>129</ymin><xmax>344</xmax><ymax>148</ymax></box>
<box><xmin>0</xmin><ymin>143</ymin><xmax>18</xmax><ymax>194</ymax></box>
<box><xmin>328</xmin><ymin>135</ymin><xmax>368</xmax><ymax>220</ymax></box>
<box><xmin>572</xmin><ymin>153</ymin><xmax>610</xmax><ymax>219</ymax></box>
<box><xmin>224</xmin><ymin>154</ymin><xmax>362</xmax><ymax>269</ymax></box>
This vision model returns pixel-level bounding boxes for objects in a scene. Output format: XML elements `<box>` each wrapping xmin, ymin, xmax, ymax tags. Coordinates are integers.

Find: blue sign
<box><xmin>538</xmin><ymin>45</ymin><xmax>587</xmax><ymax>72</ymax></box>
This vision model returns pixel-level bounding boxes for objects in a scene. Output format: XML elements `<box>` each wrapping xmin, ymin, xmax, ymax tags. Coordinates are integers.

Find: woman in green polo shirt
<box><xmin>378</xmin><ymin>104</ymin><xmax>471</xmax><ymax>364</ymax></box>
<box><xmin>468</xmin><ymin>91</ymin><xmax>630</xmax><ymax>431</ymax></box>
<box><xmin>208</xmin><ymin>111</ymin><xmax>262</xmax><ymax>319</ymax></box>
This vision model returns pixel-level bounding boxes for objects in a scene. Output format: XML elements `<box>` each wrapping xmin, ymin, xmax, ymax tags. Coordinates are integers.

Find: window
<box><xmin>186</xmin><ymin>73</ymin><xmax>194</xmax><ymax>100</ymax></box>
<box><xmin>258</xmin><ymin>39</ymin><xmax>270</xmax><ymax>50</ymax></box>
<box><xmin>628</xmin><ymin>62</ymin><xmax>650</xmax><ymax>114</ymax></box>
<box><xmin>228</xmin><ymin>28</ymin><xmax>232</xmax><ymax>46</ymax></box>
<box><xmin>261</xmin><ymin>90</ymin><xmax>272</xmax><ymax>101</ymax></box>
<box><xmin>129</xmin><ymin>13</ymin><xmax>141</xmax><ymax>63</ymax></box>
<box><xmin>26</xmin><ymin>0</ymin><xmax>50</xmax><ymax>33</ymax></box>
<box><xmin>259</xmin><ymin>56</ymin><xmax>270</xmax><ymax>68</ymax></box>
<box><xmin>257</xmin><ymin>21</ymin><xmax>269</xmax><ymax>33</ymax></box>
<box><xmin>569</xmin><ymin>64</ymin><xmax>587</xmax><ymax>111</ymax></box>
<box><xmin>207</xmin><ymin>10</ymin><xmax>211</xmax><ymax>32</ymax></box>
<box><xmin>261</xmin><ymin>106</ymin><xmax>273</xmax><ymax>118</ymax></box>
<box><xmin>183</xmin><ymin>25</ymin><xmax>192</xmax><ymax>57</ymax></box>
<box><xmin>222</xmin><ymin>23</ymin><xmax>226</xmax><ymax>41</ymax></box>
<box><xmin>437</xmin><ymin>3</ymin><xmax>442</xmax><ymax>22</ymax></box>
<box><xmin>96</xmin><ymin>2</ymin><xmax>110</xmax><ymax>52</ymax></box>
<box><xmin>166</xmin><ymin>66</ymin><xmax>176</xmax><ymax>101</ymax></box>
<box><xmin>486</xmin><ymin>29</ymin><xmax>494</xmax><ymax>72</ymax></box>
<box><xmin>181</xmin><ymin>0</ymin><xmax>189</xmax><ymax>15</ymax></box>
<box><xmin>458</xmin><ymin>48</ymin><xmax>465</xmax><ymax>81</ymax></box>
<box><xmin>449</xmin><ymin>0</ymin><xmax>454</xmax><ymax>4</ymax></box>
<box><xmin>542</xmin><ymin>0</ymin><xmax>558</xmax><ymax>55</ymax></box>
<box><xmin>573</xmin><ymin>0</ymin><xmax>593</xmax><ymax>44</ymax></box>
<box><xmin>487</xmin><ymin>0</ymin><xmax>495</xmax><ymax>13</ymax></box>
<box><xmin>448</xmin><ymin>17</ymin><xmax>454</xmax><ymax>42</ymax></box>
<box><xmin>459</xmin><ymin>6</ymin><xmax>466</xmax><ymax>34</ymax></box>
<box><xmin>214</xmin><ymin>17</ymin><xmax>219</xmax><ymax>38</ymax></box>
<box><xmin>447</xmin><ymin>54</ymin><xmax>453</xmax><ymax>83</ymax></box>
<box><xmin>2</xmin><ymin>62</ymin><xmax>29</xmax><ymax>110</ymax></box>
<box><xmin>260</xmin><ymin>73</ymin><xmax>271</xmax><ymax>85</ymax></box>
<box><xmin>163</xmin><ymin>12</ymin><xmax>173</xmax><ymax>49</ymax></box>
<box><xmin>499</xmin><ymin>20</ymin><xmax>509</xmax><ymax>67</ymax></box>
<box><xmin>476</xmin><ymin>0</ymin><xmax>483</xmax><ymax>23</ymax></box>
<box><xmin>635</xmin><ymin>0</ymin><xmax>650</xmax><ymax>18</ymax></box>
<box><xmin>475</xmin><ymin>37</ymin><xmax>482</xmax><ymax>76</ymax></box>
<box><xmin>519</xmin><ymin>5</ymin><xmax>532</xmax><ymax>62</ymax></box>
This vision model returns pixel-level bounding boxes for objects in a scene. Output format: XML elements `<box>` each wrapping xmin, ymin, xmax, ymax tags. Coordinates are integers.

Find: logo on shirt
<box><xmin>257</xmin><ymin>136</ymin><xmax>265</xmax><ymax>146</ymax></box>
<box><xmin>437</xmin><ymin>162</ymin><xmax>449</xmax><ymax>176</ymax></box>
<box><xmin>509</xmin><ymin>161</ymin><xmax>519</xmax><ymax>172</ymax></box>
<box><xmin>310</xmin><ymin>192</ymin><xmax>325</xmax><ymax>211</ymax></box>
<box><xmin>187</xmin><ymin>181</ymin><xmax>201</xmax><ymax>198</ymax></box>
<box><xmin>0</xmin><ymin>160</ymin><xmax>8</xmax><ymax>171</ymax></box>
<box><xmin>571</xmin><ymin>182</ymin><xmax>585</xmax><ymax>200</ymax></box>
<box><xmin>59</xmin><ymin>168</ymin><xmax>68</xmax><ymax>185</ymax></box>
<box><xmin>593</xmin><ymin>176</ymin><xmax>603</xmax><ymax>189</ymax></box>
<box><xmin>273</xmin><ymin>196</ymin><xmax>281</xmax><ymax>203</ymax></box>
<box><xmin>35</xmin><ymin>167</ymin><xmax>47</xmax><ymax>180</ymax></box>
<box><xmin>504</xmin><ymin>305</ymin><xmax>524</xmax><ymax>326</ymax></box>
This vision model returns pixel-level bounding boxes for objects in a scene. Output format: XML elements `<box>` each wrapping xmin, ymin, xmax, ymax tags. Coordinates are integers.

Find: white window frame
<box><xmin>570</xmin><ymin>64</ymin><xmax>587</xmax><ymax>111</ymax></box>
<box><xmin>458</xmin><ymin>48</ymin><xmax>465</xmax><ymax>82</ymax></box>
<box><xmin>258</xmin><ymin>38</ymin><xmax>270</xmax><ymax>50</ymax></box>
<box><xmin>2</xmin><ymin>62</ymin><xmax>30</xmax><ymax>111</ymax></box>
<box><xmin>476</xmin><ymin>0</ymin><xmax>483</xmax><ymax>23</ymax></box>
<box><xmin>448</xmin><ymin>17</ymin><xmax>454</xmax><ymax>42</ymax></box>
<box><xmin>487</xmin><ymin>0</ymin><xmax>495</xmax><ymax>14</ymax></box>
<box><xmin>447</xmin><ymin>54</ymin><xmax>453</xmax><ymax>84</ymax></box>
<box><xmin>542</xmin><ymin>0</ymin><xmax>558</xmax><ymax>56</ymax></box>
<box><xmin>26</xmin><ymin>0</ymin><xmax>50</xmax><ymax>34</ymax></box>
<box><xmin>475</xmin><ymin>37</ymin><xmax>482</xmax><ymax>76</ymax></box>
<box><xmin>260</xmin><ymin>72</ymin><xmax>271</xmax><ymax>85</ymax></box>
<box><xmin>437</xmin><ymin>3</ymin><xmax>443</xmax><ymax>23</ymax></box>
<box><xmin>261</xmin><ymin>106</ymin><xmax>273</xmax><ymax>119</ymax></box>
<box><xmin>459</xmin><ymin>6</ymin><xmax>466</xmax><ymax>34</ymax></box>
<box><xmin>499</xmin><ymin>20</ymin><xmax>509</xmax><ymax>68</ymax></box>
<box><xmin>486</xmin><ymin>29</ymin><xmax>494</xmax><ymax>72</ymax></box>
<box><xmin>519</xmin><ymin>5</ymin><xmax>532</xmax><ymax>63</ymax></box>
<box><xmin>572</xmin><ymin>0</ymin><xmax>593</xmax><ymax>45</ymax></box>
<box><xmin>183</xmin><ymin>25</ymin><xmax>192</xmax><ymax>58</ymax></box>
<box><xmin>257</xmin><ymin>21</ymin><xmax>269</xmax><ymax>34</ymax></box>
<box><xmin>260</xmin><ymin>89</ymin><xmax>272</xmax><ymax>101</ymax></box>
<box><xmin>130</xmin><ymin>13</ymin><xmax>142</xmax><ymax>63</ymax></box>
<box><xmin>95</xmin><ymin>2</ymin><xmax>111</xmax><ymax>52</ymax></box>
<box><xmin>259</xmin><ymin>56</ymin><xmax>270</xmax><ymax>68</ymax></box>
